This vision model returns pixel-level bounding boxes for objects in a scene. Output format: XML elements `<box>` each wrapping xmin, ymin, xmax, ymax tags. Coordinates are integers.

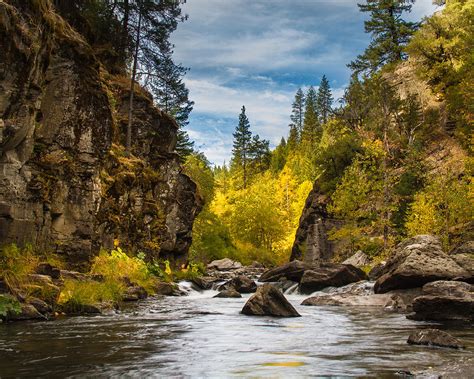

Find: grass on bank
<box><xmin>1</xmin><ymin>243</ymin><xmax>207</xmax><ymax>313</ymax></box>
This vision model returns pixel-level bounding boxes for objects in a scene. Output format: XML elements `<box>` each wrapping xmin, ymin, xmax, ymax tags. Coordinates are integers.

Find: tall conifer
<box><xmin>348</xmin><ymin>0</ymin><xmax>418</xmax><ymax>74</ymax></box>
<box><xmin>316</xmin><ymin>75</ymin><xmax>333</xmax><ymax>124</ymax></box>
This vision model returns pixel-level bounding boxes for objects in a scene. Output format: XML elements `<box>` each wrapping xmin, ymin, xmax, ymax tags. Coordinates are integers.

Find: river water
<box><xmin>0</xmin><ymin>284</ymin><xmax>473</xmax><ymax>378</ymax></box>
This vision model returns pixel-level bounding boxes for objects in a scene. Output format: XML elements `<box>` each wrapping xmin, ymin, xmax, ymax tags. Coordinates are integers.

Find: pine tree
<box><xmin>290</xmin><ymin>88</ymin><xmax>305</xmax><ymax>136</ymax></box>
<box><xmin>176</xmin><ymin>129</ymin><xmax>195</xmax><ymax>159</ymax></box>
<box><xmin>316</xmin><ymin>75</ymin><xmax>334</xmax><ymax>125</ymax></box>
<box><xmin>287</xmin><ymin>125</ymin><xmax>299</xmax><ymax>153</ymax></box>
<box><xmin>232</xmin><ymin>106</ymin><xmax>253</xmax><ymax>189</ymax></box>
<box><xmin>348</xmin><ymin>0</ymin><xmax>418</xmax><ymax>74</ymax></box>
<box><xmin>249</xmin><ymin>134</ymin><xmax>271</xmax><ymax>173</ymax></box>
<box><xmin>302</xmin><ymin>86</ymin><xmax>320</xmax><ymax>146</ymax></box>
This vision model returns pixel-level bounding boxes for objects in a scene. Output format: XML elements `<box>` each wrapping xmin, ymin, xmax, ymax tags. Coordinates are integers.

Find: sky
<box><xmin>171</xmin><ymin>0</ymin><xmax>440</xmax><ymax>166</ymax></box>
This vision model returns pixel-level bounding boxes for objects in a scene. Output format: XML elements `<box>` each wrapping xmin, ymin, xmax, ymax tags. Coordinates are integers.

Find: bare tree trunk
<box><xmin>126</xmin><ymin>4</ymin><xmax>142</xmax><ymax>154</ymax></box>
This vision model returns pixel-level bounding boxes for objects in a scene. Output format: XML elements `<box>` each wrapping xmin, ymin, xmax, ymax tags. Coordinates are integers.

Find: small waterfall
<box><xmin>284</xmin><ymin>282</ymin><xmax>300</xmax><ymax>295</ymax></box>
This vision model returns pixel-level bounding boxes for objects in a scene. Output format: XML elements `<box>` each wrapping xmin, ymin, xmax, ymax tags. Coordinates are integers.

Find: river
<box><xmin>0</xmin><ymin>284</ymin><xmax>473</xmax><ymax>377</ymax></box>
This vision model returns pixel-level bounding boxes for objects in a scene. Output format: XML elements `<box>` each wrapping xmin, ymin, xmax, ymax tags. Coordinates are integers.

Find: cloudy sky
<box><xmin>171</xmin><ymin>0</ymin><xmax>440</xmax><ymax>165</ymax></box>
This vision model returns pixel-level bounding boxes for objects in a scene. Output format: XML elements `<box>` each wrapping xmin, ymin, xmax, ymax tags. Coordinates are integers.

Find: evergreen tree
<box><xmin>249</xmin><ymin>134</ymin><xmax>271</xmax><ymax>173</ymax></box>
<box><xmin>302</xmin><ymin>86</ymin><xmax>320</xmax><ymax>146</ymax></box>
<box><xmin>270</xmin><ymin>138</ymin><xmax>287</xmax><ymax>172</ymax></box>
<box><xmin>232</xmin><ymin>106</ymin><xmax>252</xmax><ymax>189</ymax></box>
<box><xmin>176</xmin><ymin>129</ymin><xmax>195</xmax><ymax>159</ymax></box>
<box><xmin>290</xmin><ymin>88</ymin><xmax>305</xmax><ymax>136</ymax></box>
<box><xmin>316</xmin><ymin>75</ymin><xmax>334</xmax><ymax>124</ymax></box>
<box><xmin>348</xmin><ymin>0</ymin><xmax>418</xmax><ymax>74</ymax></box>
<box><xmin>287</xmin><ymin>125</ymin><xmax>299</xmax><ymax>153</ymax></box>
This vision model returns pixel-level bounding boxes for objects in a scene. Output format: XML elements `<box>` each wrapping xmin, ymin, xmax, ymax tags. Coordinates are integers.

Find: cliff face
<box><xmin>290</xmin><ymin>182</ymin><xmax>342</xmax><ymax>265</ymax></box>
<box><xmin>0</xmin><ymin>1</ymin><xmax>201</xmax><ymax>268</ymax></box>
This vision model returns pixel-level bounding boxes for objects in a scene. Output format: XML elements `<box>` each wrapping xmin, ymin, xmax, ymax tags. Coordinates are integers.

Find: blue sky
<box><xmin>171</xmin><ymin>0</ymin><xmax>440</xmax><ymax>165</ymax></box>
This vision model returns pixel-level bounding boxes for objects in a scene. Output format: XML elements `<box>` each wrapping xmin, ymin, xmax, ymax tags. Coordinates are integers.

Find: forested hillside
<box><xmin>186</xmin><ymin>0</ymin><xmax>473</xmax><ymax>266</ymax></box>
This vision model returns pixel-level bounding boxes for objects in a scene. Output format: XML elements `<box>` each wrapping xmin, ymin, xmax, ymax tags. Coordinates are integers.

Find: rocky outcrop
<box><xmin>374</xmin><ymin>235</ymin><xmax>471</xmax><ymax>293</ymax></box>
<box><xmin>241</xmin><ymin>284</ymin><xmax>300</xmax><ymax>317</ymax></box>
<box><xmin>407</xmin><ymin>329</ymin><xmax>465</xmax><ymax>349</ymax></box>
<box><xmin>0</xmin><ymin>1</ymin><xmax>201</xmax><ymax>268</ymax></box>
<box><xmin>407</xmin><ymin>280</ymin><xmax>474</xmax><ymax>323</ymax></box>
<box><xmin>259</xmin><ymin>260</ymin><xmax>309</xmax><ymax>283</ymax></box>
<box><xmin>299</xmin><ymin>263</ymin><xmax>367</xmax><ymax>294</ymax></box>
<box><xmin>290</xmin><ymin>182</ymin><xmax>342</xmax><ymax>265</ymax></box>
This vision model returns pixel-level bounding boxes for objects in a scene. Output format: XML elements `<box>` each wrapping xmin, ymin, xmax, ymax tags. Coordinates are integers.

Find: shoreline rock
<box><xmin>374</xmin><ymin>235</ymin><xmax>471</xmax><ymax>293</ymax></box>
<box><xmin>407</xmin><ymin>329</ymin><xmax>465</xmax><ymax>349</ymax></box>
<box><xmin>299</xmin><ymin>264</ymin><xmax>367</xmax><ymax>294</ymax></box>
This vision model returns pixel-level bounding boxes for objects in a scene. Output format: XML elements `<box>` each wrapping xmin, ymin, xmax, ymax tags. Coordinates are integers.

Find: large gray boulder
<box><xmin>407</xmin><ymin>280</ymin><xmax>474</xmax><ymax>323</ymax></box>
<box><xmin>259</xmin><ymin>260</ymin><xmax>308</xmax><ymax>283</ymax></box>
<box><xmin>374</xmin><ymin>235</ymin><xmax>471</xmax><ymax>293</ymax></box>
<box><xmin>241</xmin><ymin>284</ymin><xmax>300</xmax><ymax>317</ymax></box>
<box><xmin>299</xmin><ymin>263</ymin><xmax>367</xmax><ymax>294</ymax></box>
<box><xmin>207</xmin><ymin>258</ymin><xmax>242</xmax><ymax>271</ymax></box>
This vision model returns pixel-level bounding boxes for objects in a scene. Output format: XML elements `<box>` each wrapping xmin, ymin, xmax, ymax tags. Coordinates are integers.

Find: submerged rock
<box><xmin>241</xmin><ymin>284</ymin><xmax>300</xmax><ymax>317</ymax></box>
<box><xmin>299</xmin><ymin>264</ymin><xmax>367</xmax><ymax>294</ymax></box>
<box><xmin>407</xmin><ymin>329</ymin><xmax>465</xmax><ymax>349</ymax></box>
<box><xmin>407</xmin><ymin>280</ymin><xmax>474</xmax><ymax>323</ymax></box>
<box><xmin>302</xmin><ymin>294</ymin><xmax>393</xmax><ymax>307</ymax></box>
<box><xmin>374</xmin><ymin>235</ymin><xmax>471</xmax><ymax>293</ymax></box>
<box><xmin>207</xmin><ymin>258</ymin><xmax>242</xmax><ymax>271</ymax></box>
<box><xmin>259</xmin><ymin>260</ymin><xmax>308</xmax><ymax>283</ymax></box>
<box><xmin>214</xmin><ymin>289</ymin><xmax>242</xmax><ymax>298</ymax></box>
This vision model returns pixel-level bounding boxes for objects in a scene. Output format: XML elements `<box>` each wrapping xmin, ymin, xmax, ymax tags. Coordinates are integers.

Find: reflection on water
<box><xmin>0</xmin><ymin>288</ymin><xmax>473</xmax><ymax>377</ymax></box>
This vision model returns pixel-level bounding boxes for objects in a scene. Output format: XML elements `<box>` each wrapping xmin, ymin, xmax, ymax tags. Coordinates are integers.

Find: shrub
<box><xmin>91</xmin><ymin>247</ymin><xmax>157</xmax><ymax>294</ymax></box>
<box><xmin>58</xmin><ymin>279</ymin><xmax>124</xmax><ymax>312</ymax></box>
<box><xmin>0</xmin><ymin>294</ymin><xmax>21</xmax><ymax>318</ymax></box>
<box><xmin>0</xmin><ymin>244</ymin><xmax>39</xmax><ymax>289</ymax></box>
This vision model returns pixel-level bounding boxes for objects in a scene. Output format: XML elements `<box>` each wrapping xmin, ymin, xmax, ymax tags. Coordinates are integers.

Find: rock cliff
<box><xmin>0</xmin><ymin>1</ymin><xmax>201</xmax><ymax>268</ymax></box>
<box><xmin>290</xmin><ymin>182</ymin><xmax>341</xmax><ymax>265</ymax></box>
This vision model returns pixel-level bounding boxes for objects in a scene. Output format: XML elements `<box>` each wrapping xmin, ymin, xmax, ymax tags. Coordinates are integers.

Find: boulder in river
<box><xmin>192</xmin><ymin>276</ymin><xmax>219</xmax><ymax>290</ymax></box>
<box><xmin>259</xmin><ymin>260</ymin><xmax>308</xmax><ymax>283</ymax></box>
<box><xmin>154</xmin><ymin>281</ymin><xmax>184</xmax><ymax>296</ymax></box>
<box><xmin>241</xmin><ymin>284</ymin><xmax>300</xmax><ymax>317</ymax></box>
<box><xmin>207</xmin><ymin>258</ymin><xmax>242</xmax><ymax>271</ymax></box>
<box><xmin>299</xmin><ymin>263</ymin><xmax>367</xmax><ymax>294</ymax></box>
<box><xmin>407</xmin><ymin>329</ymin><xmax>465</xmax><ymax>349</ymax></box>
<box><xmin>342</xmin><ymin>251</ymin><xmax>370</xmax><ymax>268</ymax></box>
<box><xmin>374</xmin><ymin>235</ymin><xmax>471</xmax><ymax>293</ymax></box>
<box><xmin>368</xmin><ymin>263</ymin><xmax>386</xmax><ymax>281</ymax></box>
<box><xmin>123</xmin><ymin>285</ymin><xmax>148</xmax><ymax>301</ymax></box>
<box><xmin>214</xmin><ymin>289</ymin><xmax>242</xmax><ymax>298</ymax></box>
<box><xmin>407</xmin><ymin>280</ymin><xmax>474</xmax><ymax>323</ymax></box>
<box><xmin>220</xmin><ymin>275</ymin><xmax>257</xmax><ymax>293</ymax></box>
